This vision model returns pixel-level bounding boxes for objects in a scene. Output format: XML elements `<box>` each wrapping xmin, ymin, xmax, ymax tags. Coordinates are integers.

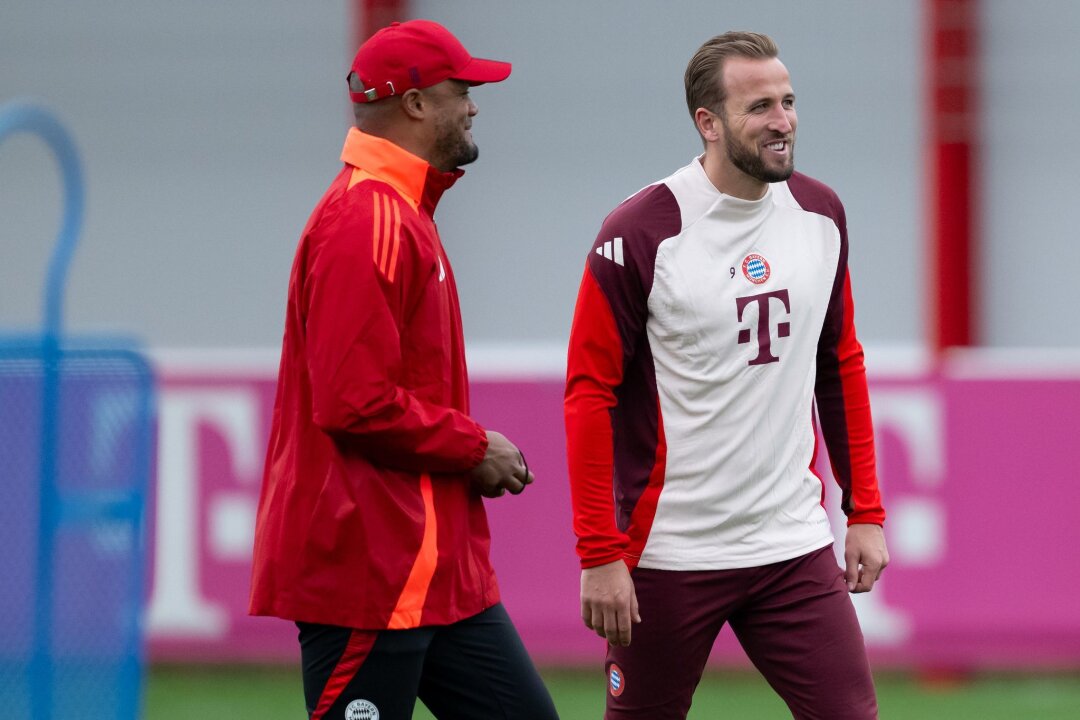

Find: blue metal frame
<box><xmin>1</xmin><ymin>101</ymin><xmax>149</xmax><ymax>720</ymax></box>
<box><xmin>0</xmin><ymin>101</ymin><xmax>84</xmax><ymax>340</ymax></box>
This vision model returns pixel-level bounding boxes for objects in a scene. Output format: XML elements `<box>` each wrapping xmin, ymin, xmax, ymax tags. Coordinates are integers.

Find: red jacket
<box><xmin>249</xmin><ymin>129</ymin><xmax>499</xmax><ymax>630</ymax></box>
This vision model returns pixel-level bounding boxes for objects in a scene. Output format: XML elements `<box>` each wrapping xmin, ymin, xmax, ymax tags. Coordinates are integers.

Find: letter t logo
<box><xmin>736</xmin><ymin>289</ymin><xmax>792</xmax><ymax>366</ymax></box>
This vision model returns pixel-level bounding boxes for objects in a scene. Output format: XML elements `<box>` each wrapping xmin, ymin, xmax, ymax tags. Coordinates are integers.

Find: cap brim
<box><xmin>451</xmin><ymin>57</ymin><xmax>512</xmax><ymax>85</ymax></box>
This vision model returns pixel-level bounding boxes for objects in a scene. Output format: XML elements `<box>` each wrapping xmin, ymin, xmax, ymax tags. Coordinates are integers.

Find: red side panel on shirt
<box><xmin>622</xmin><ymin>395</ymin><xmax>667</xmax><ymax>570</ymax></box>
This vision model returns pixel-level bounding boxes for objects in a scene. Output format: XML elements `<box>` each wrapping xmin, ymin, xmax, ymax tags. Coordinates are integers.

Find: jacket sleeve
<box><xmin>814</xmin><ymin>209</ymin><xmax>886</xmax><ymax>526</ymax></box>
<box><xmin>302</xmin><ymin>189</ymin><xmax>487</xmax><ymax>474</ymax></box>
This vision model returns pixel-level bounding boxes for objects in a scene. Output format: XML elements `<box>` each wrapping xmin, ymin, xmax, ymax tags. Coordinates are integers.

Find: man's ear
<box><xmin>400</xmin><ymin>88</ymin><xmax>427</xmax><ymax>120</ymax></box>
<box><xmin>694</xmin><ymin>107</ymin><xmax>723</xmax><ymax>143</ymax></box>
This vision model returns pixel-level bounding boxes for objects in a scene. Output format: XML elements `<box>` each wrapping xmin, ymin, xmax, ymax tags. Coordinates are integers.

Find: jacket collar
<box><xmin>340</xmin><ymin>128</ymin><xmax>463</xmax><ymax>214</ymax></box>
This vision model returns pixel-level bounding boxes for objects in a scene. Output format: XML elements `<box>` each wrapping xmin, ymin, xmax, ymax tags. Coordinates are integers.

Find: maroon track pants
<box><xmin>605</xmin><ymin>545</ymin><xmax>878</xmax><ymax>720</ymax></box>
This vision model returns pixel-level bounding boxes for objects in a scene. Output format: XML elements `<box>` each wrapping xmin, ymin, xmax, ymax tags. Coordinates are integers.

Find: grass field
<box><xmin>144</xmin><ymin>664</ymin><xmax>1080</xmax><ymax>719</ymax></box>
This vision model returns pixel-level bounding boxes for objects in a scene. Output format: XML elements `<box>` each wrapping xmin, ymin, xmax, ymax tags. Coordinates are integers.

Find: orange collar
<box><xmin>340</xmin><ymin>128</ymin><xmax>461</xmax><ymax>213</ymax></box>
<box><xmin>341</xmin><ymin>128</ymin><xmax>428</xmax><ymax>206</ymax></box>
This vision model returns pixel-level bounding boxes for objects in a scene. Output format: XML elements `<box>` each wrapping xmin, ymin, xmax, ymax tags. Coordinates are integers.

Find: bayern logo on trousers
<box><xmin>345</xmin><ymin>698</ymin><xmax>379</xmax><ymax>720</ymax></box>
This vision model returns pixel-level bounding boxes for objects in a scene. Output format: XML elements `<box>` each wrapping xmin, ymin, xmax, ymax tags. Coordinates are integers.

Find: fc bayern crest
<box><xmin>608</xmin><ymin>663</ymin><xmax>625</xmax><ymax>697</ymax></box>
<box><xmin>742</xmin><ymin>253</ymin><xmax>771</xmax><ymax>284</ymax></box>
<box><xmin>345</xmin><ymin>699</ymin><xmax>379</xmax><ymax>720</ymax></box>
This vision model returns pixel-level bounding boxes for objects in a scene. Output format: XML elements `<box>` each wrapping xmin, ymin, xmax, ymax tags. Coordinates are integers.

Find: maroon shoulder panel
<box><xmin>586</xmin><ymin>182</ymin><xmax>682</xmax><ymax>531</ymax></box>
<box><xmin>786</xmin><ymin>172</ymin><xmax>854</xmax><ymax>493</ymax></box>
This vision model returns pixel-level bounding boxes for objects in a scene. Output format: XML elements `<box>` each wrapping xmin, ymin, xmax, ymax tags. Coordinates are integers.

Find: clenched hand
<box><xmin>470</xmin><ymin>430</ymin><xmax>533</xmax><ymax>498</ymax></box>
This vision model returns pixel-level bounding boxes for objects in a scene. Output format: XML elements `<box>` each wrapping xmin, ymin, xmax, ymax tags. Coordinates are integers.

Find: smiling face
<box><xmin>704</xmin><ymin>56</ymin><xmax>797</xmax><ymax>198</ymax></box>
<box><xmin>424</xmin><ymin>79</ymin><xmax>480</xmax><ymax>171</ymax></box>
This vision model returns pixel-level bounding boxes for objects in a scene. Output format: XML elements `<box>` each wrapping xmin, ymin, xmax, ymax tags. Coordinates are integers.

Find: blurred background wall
<box><xmin>4</xmin><ymin>1</ymin><xmax>1079</xmax><ymax>354</ymax></box>
<box><xmin>5</xmin><ymin>0</ymin><xmax>1080</xmax><ymax>679</ymax></box>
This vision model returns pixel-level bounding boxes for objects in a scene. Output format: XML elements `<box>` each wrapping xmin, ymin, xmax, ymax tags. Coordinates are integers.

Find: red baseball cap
<box><xmin>349</xmin><ymin>19</ymin><xmax>511</xmax><ymax>103</ymax></box>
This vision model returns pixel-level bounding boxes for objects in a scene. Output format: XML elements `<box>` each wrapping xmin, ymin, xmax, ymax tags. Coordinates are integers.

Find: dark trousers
<box><xmin>605</xmin><ymin>545</ymin><xmax>878</xmax><ymax>720</ymax></box>
<box><xmin>298</xmin><ymin>602</ymin><xmax>559</xmax><ymax>720</ymax></box>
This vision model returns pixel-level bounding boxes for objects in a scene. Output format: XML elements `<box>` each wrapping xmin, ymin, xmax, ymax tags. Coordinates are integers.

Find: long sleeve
<box><xmin>565</xmin><ymin>184</ymin><xmax>682</xmax><ymax>569</ymax></box>
<box><xmin>303</xmin><ymin>188</ymin><xmax>487</xmax><ymax>474</ymax></box>
<box><xmin>814</xmin><ymin>219</ymin><xmax>885</xmax><ymax>526</ymax></box>
<box><xmin>565</xmin><ymin>264</ymin><xmax>632</xmax><ymax>567</ymax></box>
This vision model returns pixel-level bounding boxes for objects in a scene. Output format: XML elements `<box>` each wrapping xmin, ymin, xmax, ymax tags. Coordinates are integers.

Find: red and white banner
<box><xmin>145</xmin><ymin>350</ymin><xmax>1080</xmax><ymax>668</ymax></box>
